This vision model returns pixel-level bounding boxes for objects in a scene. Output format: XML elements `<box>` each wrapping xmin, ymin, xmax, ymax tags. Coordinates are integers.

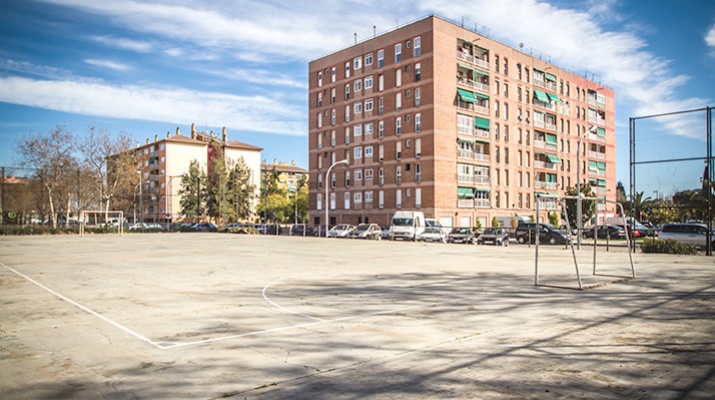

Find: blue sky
<box><xmin>1</xmin><ymin>0</ymin><xmax>714</xmax><ymax>198</ymax></box>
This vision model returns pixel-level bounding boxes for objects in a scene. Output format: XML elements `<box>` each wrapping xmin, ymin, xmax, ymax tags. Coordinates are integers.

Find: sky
<box><xmin>0</xmin><ymin>0</ymin><xmax>714</xmax><ymax>198</ymax></box>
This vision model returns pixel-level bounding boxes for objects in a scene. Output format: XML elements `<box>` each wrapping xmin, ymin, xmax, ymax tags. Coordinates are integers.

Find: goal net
<box><xmin>534</xmin><ymin>194</ymin><xmax>635</xmax><ymax>290</ymax></box>
<box><xmin>79</xmin><ymin>210</ymin><xmax>124</xmax><ymax>236</ymax></box>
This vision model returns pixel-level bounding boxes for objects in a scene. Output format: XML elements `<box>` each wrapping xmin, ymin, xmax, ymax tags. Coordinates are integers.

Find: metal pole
<box><xmin>325</xmin><ymin>160</ymin><xmax>348</xmax><ymax>238</ymax></box>
<box><xmin>138</xmin><ymin>171</ymin><xmax>144</xmax><ymax>232</ymax></box>
<box><xmin>576</xmin><ymin>130</ymin><xmax>588</xmax><ymax>250</ymax></box>
<box><xmin>629</xmin><ymin>117</ymin><xmax>636</xmax><ymax>253</ymax></box>
<box><xmin>708</xmin><ymin>107</ymin><xmax>713</xmax><ymax>256</ymax></box>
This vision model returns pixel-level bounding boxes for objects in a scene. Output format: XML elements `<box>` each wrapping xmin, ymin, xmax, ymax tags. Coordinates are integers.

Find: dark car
<box><xmin>514</xmin><ymin>223</ymin><xmax>569</xmax><ymax>245</ymax></box>
<box><xmin>447</xmin><ymin>227</ymin><xmax>476</xmax><ymax>244</ymax></box>
<box><xmin>477</xmin><ymin>227</ymin><xmax>509</xmax><ymax>246</ymax></box>
<box><xmin>583</xmin><ymin>225</ymin><xmax>627</xmax><ymax>240</ymax></box>
<box><xmin>290</xmin><ymin>224</ymin><xmax>314</xmax><ymax>236</ymax></box>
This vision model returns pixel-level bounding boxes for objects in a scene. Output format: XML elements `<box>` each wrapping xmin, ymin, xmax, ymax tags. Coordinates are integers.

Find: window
<box><xmin>378</xmin><ymin>190</ymin><xmax>384</xmax><ymax>208</ymax></box>
<box><xmin>365</xmin><ymin>53</ymin><xmax>373</xmax><ymax>66</ymax></box>
<box><xmin>353</xmin><ymin>56</ymin><xmax>362</xmax><ymax>70</ymax></box>
<box><xmin>365</xmin><ymin>122</ymin><xmax>373</xmax><ymax>135</ymax></box>
<box><xmin>396</xmin><ymin>166</ymin><xmax>402</xmax><ymax>184</ymax></box>
<box><xmin>396</xmin><ymin>68</ymin><xmax>402</xmax><ymax>87</ymax></box>
<box><xmin>345</xmin><ymin>170</ymin><xmax>351</xmax><ymax>187</ymax></box>
<box><xmin>378</xmin><ymin>97</ymin><xmax>384</xmax><ymax>114</ymax></box>
<box><xmin>353</xmin><ymin>124</ymin><xmax>362</xmax><ymax>137</ymax></box>
<box><xmin>378</xmin><ymin>144</ymin><xmax>384</xmax><ymax>161</ymax></box>
<box><xmin>345</xmin><ymin>127</ymin><xmax>350</xmax><ymax>144</ymax></box>
<box><xmin>396</xmin><ymin>117</ymin><xmax>402</xmax><ymax>135</ymax></box>
<box><xmin>354</xmin><ymin>192</ymin><xmax>362</xmax><ymax>204</ymax></box>
<box><xmin>395</xmin><ymin>43</ymin><xmax>402</xmax><ymax>62</ymax></box>
<box><xmin>377</xmin><ymin>49</ymin><xmax>384</xmax><ymax>68</ymax></box>
<box><xmin>504</xmin><ymin>83</ymin><xmax>509</xmax><ymax>98</ymax></box>
<box><xmin>379</xmin><ymin>168</ymin><xmax>384</xmax><ymax>185</ymax></box>
<box><xmin>413</xmin><ymin>36</ymin><xmax>421</xmax><ymax>57</ymax></box>
<box><xmin>365</xmin><ymin>169</ymin><xmax>374</xmax><ymax>180</ymax></box>
<box><xmin>396</xmin><ymin>141</ymin><xmax>402</xmax><ymax>160</ymax></box>
<box><xmin>415</xmin><ymin>63</ymin><xmax>421</xmax><ymax>82</ymax></box>
<box><xmin>345</xmin><ymin>105</ymin><xmax>350</xmax><ymax>122</ymax></box>
<box><xmin>344</xmin><ymin>192</ymin><xmax>350</xmax><ymax>209</ymax></box>
<box><xmin>415</xmin><ymin>113</ymin><xmax>422</xmax><ymax>132</ymax></box>
<box><xmin>378</xmin><ymin>121</ymin><xmax>384</xmax><ymax>138</ymax></box>
<box><xmin>354</xmin><ymin>79</ymin><xmax>362</xmax><ymax>92</ymax></box>
<box><xmin>331</xmin><ymin>109</ymin><xmax>336</xmax><ymax>125</ymax></box>
<box><xmin>317</xmin><ymin>71</ymin><xmax>323</xmax><ymax>87</ymax></box>
<box><xmin>494</xmin><ymin>55</ymin><xmax>500</xmax><ymax>73</ymax></box>
<box><xmin>415</xmin><ymin>163</ymin><xmax>422</xmax><ymax>183</ymax></box>
<box><xmin>331</xmin><ymin>87</ymin><xmax>336</xmax><ymax>103</ymax></box>
<box><xmin>354</xmin><ymin>147</ymin><xmax>363</xmax><ymax>159</ymax></box>
<box><xmin>317</xmin><ymin>112</ymin><xmax>322</xmax><ymax>128</ymax></box>
<box><xmin>365</xmin><ymin>99</ymin><xmax>373</xmax><ymax>112</ymax></box>
<box><xmin>345</xmin><ymin>61</ymin><xmax>350</xmax><ymax>79</ymax></box>
<box><xmin>317</xmin><ymin>92</ymin><xmax>323</xmax><ymax>107</ymax></box>
<box><xmin>415</xmin><ymin>87</ymin><xmax>421</xmax><ymax>106</ymax></box>
<box><xmin>396</xmin><ymin>92</ymin><xmax>402</xmax><ymax>110</ymax></box>
<box><xmin>415</xmin><ymin>138</ymin><xmax>422</xmax><ymax>158</ymax></box>
<box><xmin>365</xmin><ymin>75</ymin><xmax>373</xmax><ymax>89</ymax></box>
<box><xmin>365</xmin><ymin>190</ymin><xmax>373</xmax><ymax>203</ymax></box>
<box><xmin>331</xmin><ymin>130</ymin><xmax>336</xmax><ymax>146</ymax></box>
<box><xmin>317</xmin><ymin>193</ymin><xmax>322</xmax><ymax>210</ymax></box>
<box><xmin>378</xmin><ymin>74</ymin><xmax>384</xmax><ymax>91</ymax></box>
<box><xmin>354</xmin><ymin>102</ymin><xmax>362</xmax><ymax>114</ymax></box>
<box><xmin>331</xmin><ymin>66</ymin><xmax>336</xmax><ymax>83</ymax></box>
<box><xmin>365</xmin><ymin>146</ymin><xmax>373</xmax><ymax>157</ymax></box>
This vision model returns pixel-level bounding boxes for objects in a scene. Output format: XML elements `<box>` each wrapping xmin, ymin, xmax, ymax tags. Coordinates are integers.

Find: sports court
<box><xmin>1</xmin><ymin>233</ymin><xmax>713</xmax><ymax>399</ymax></box>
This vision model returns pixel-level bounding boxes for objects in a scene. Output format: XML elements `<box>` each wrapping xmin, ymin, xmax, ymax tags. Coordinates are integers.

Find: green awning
<box><xmin>547</xmin><ymin>92</ymin><xmax>562</xmax><ymax>103</ymax></box>
<box><xmin>545</xmin><ymin>72</ymin><xmax>557</xmax><ymax>82</ymax></box>
<box><xmin>457</xmin><ymin>88</ymin><xmax>478</xmax><ymax>103</ymax></box>
<box><xmin>546</xmin><ymin>153</ymin><xmax>561</xmax><ymax>164</ymax></box>
<box><xmin>458</xmin><ymin>63</ymin><xmax>473</xmax><ymax>70</ymax></box>
<box><xmin>533</xmin><ymin>68</ymin><xmax>543</xmax><ymax>74</ymax></box>
<box><xmin>597</xmin><ymin>127</ymin><xmax>606</xmax><ymax>136</ymax></box>
<box><xmin>475</xmin><ymin>92</ymin><xmax>489</xmax><ymax>100</ymax></box>
<box><xmin>546</xmin><ymin>173</ymin><xmax>558</xmax><ymax>183</ymax></box>
<box><xmin>457</xmin><ymin>137</ymin><xmax>475</xmax><ymax>144</ymax></box>
<box><xmin>534</xmin><ymin>89</ymin><xmax>550</xmax><ymax>103</ymax></box>
<box><xmin>475</xmin><ymin>188</ymin><xmax>491</xmax><ymax>193</ymax></box>
<box><xmin>545</xmin><ymin>133</ymin><xmax>557</xmax><ymax>145</ymax></box>
<box><xmin>588</xmin><ymin>161</ymin><xmax>598</xmax><ymax>171</ymax></box>
<box><xmin>597</xmin><ymin>179</ymin><xmax>607</xmax><ymax>187</ymax></box>
<box><xmin>474</xmin><ymin>116</ymin><xmax>490</xmax><ymax>130</ymax></box>
<box><xmin>589</xmin><ymin>178</ymin><xmax>598</xmax><ymax>186</ymax></box>
<box><xmin>597</xmin><ymin>161</ymin><xmax>606</xmax><ymax>170</ymax></box>
<box><xmin>475</xmin><ymin>69</ymin><xmax>489</xmax><ymax>76</ymax></box>
<box><xmin>474</xmin><ymin>139</ymin><xmax>490</xmax><ymax>145</ymax></box>
<box><xmin>458</xmin><ymin>187</ymin><xmax>475</xmax><ymax>198</ymax></box>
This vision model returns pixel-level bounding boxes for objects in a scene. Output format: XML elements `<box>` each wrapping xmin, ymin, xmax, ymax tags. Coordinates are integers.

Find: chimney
<box><xmin>146</xmin><ymin>139</ymin><xmax>149</xmax><ymax>145</ymax></box>
<box><xmin>154</xmin><ymin>135</ymin><xmax>158</xmax><ymax>142</ymax></box>
<box><xmin>222</xmin><ymin>127</ymin><xmax>227</xmax><ymax>143</ymax></box>
<box><xmin>166</xmin><ymin>131</ymin><xmax>170</xmax><ymax>138</ymax></box>
<box><xmin>273</xmin><ymin>159</ymin><xmax>277</xmax><ymax>165</ymax></box>
<box><xmin>191</xmin><ymin>123</ymin><xmax>196</xmax><ymax>139</ymax></box>
<box><xmin>176</xmin><ymin>127</ymin><xmax>180</xmax><ymax>136</ymax></box>
<box><xmin>291</xmin><ymin>160</ymin><xmax>295</xmax><ymax>167</ymax></box>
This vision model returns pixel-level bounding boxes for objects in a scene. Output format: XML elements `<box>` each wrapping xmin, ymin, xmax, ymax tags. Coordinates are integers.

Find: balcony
<box><xmin>475</xmin><ymin>199</ymin><xmax>490</xmax><ymax>208</ymax></box>
<box><xmin>588</xmin><ymin>150</ymin><xmax>606</xmax><ymax>160</ymax></box>
<box><xmin>589</xmin><ymin>133</ymin><xmax>606</xmax><ymax>143</ymax></box>
<box><xmin>456</xmin><ymin>50</ymin><xmax>489</xmax><ymax>70</ymax></box>
<box><xmin>457</xmin><ymin>77</ymin><xmax>489</xmax><ymax>93</ymax></box>
<box><xmin>475</xmin><ymin>128</ymin><xmax>489</xmax><ymax>139</ymax></box>
<box><xmin>458</xmin><ymin>198</ymin><xmax>475</xmax><ymax>208</ymax></box>
<box><xmin>458</xmin><ymin>174</ymin><xmax>475</xmax><ymax>184</ymax></box>
<box><xmin>534</xmin><ymin>139</ymin><xmax>557</xmax><ymax>151</ymax></box>
<box><xmin>458</xmin><ymin>150</ymin><xmax>490</xmax><ymax>163</ymax></box>
<box><xmin>534</xmin><ymin>181</ymin><xmax>558</xmax><ymax>190</ymax></box>
<box><xmin>534</xmin><ymin>160</ymin><xmax>558</xmax><ymax>170</ymax></box>
<box><xmin>474</xmin><ymin>175</ymin><xmax>490</xmax><ymax>185</ymax></box>
<box><xmin>588</xmin><ymin>96</ymin><xmax>606</xmax><ymax>109</ymax></box>
<box><xmin>537</xmin><ymin>200</ymin><xmax>558</xmax><ymax>210</ymax></box>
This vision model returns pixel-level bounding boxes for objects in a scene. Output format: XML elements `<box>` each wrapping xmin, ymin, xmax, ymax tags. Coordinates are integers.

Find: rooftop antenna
<box><xmin>354</xmin><ymin>33</ymin><xmax>357</xmax><ymax>44</ymax></box>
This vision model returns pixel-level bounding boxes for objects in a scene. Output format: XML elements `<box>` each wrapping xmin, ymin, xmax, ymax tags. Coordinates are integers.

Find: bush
<box><xmin>641</xmin><ymin>239</ymin><xmax>699</xmax><ymax>255</ymax></box>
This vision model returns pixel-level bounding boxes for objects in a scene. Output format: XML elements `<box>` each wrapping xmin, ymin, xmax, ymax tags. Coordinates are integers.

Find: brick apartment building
<box><xmin>308</xmin><ymin>15</ymin><xmax>616</xmax><ymax>229</ymax></box>
<box><xmin>134</xmin><ymin>124</ymin><xmax>262</xmax><ymax>223</ymax></box>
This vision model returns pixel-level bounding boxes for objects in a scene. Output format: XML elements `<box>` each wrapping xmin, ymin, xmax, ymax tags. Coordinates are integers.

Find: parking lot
<box><xmin>1</xmin><ymin>233</ymin><xmax>713</xmax><ymax>399</ymax></box>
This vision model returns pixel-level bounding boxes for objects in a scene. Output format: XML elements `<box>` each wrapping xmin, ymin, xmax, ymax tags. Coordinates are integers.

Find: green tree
<box><xmin>178</xmin><ymin>160</ymin><xmax>208</xmax><ymax>221</ymax></box>
<box><xmin>564</xmin><ymin>184</ymin><xmax>595</xmax><ymax>228</ymax></box>
<box><xmin>226</xmin><ymin>157</ymin><xmax>256</xmax><ymax>222</ymax></box>
<box><xmin>291</xmin><ymin>174</ymin><xmax>309</xmax><ymax>224</ymax></box>
<box><xmin>629</xmin><ymin>191</ymin><xmax>653</xmax><ymax>222</ymax></box>
<box><xmin>548</xmin><ymin>211</ymin><xmax>559</xmax><ymax>226</ymax></box>
<box><xmin>206</xmin><ymin>143</ymin><xmax>227</xmax><ymax>223</ymax></box>
<box><xmin>643</xmin><ymin>199</ymin><xmax>678</xmax><ymax>226</ymax></box>
<box><xmin>491</xmin><ymin>216</ymin><xmax>500</xmax><ymax>228</ymax></box>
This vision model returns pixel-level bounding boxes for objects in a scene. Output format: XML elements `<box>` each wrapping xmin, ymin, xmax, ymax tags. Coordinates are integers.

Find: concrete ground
<box><xmin>0</xmin><ymin>233</ymin><xmax>713</xmax><ymax>399</ymax></box>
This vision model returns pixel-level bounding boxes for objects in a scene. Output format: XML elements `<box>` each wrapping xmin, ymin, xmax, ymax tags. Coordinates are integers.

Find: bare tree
<box><xmin>79</xmin><ymin>126</ymin><xmax>136</xmax><ymax>219</ymax></box>
<box><xmin>14</xmin><ymin>125</ymin><xmax>77</xmax><ymax>228</ymax></box>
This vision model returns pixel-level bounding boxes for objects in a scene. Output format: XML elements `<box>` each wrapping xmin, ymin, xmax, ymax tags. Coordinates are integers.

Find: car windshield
<box><xmin>355</xmin><ymin>225</ymin><xmax>368</xmax><ymax>231</ymax></box>
<box><xmin>392</xmin><ymin>218</ymin><xmax>413</xmax><ymax>226</ymax></box>
<box><xmin>483</xmin><ymin>228</ymin><xmax>497</xmax><ymax>234</ymax></box>
<box><xmin>424</xmin><ymin>227</ymin><xmax>440</xmax><ymax>233</ymax></box>
<box><xmin>452</xmin><ymin>228</ymin><xmax>470</xmax><ymax>234</ymax></box>
<box><xmin>333</xmin><ymin>225</ymin><xmax>350</xmax><ymax>231</ymax></box>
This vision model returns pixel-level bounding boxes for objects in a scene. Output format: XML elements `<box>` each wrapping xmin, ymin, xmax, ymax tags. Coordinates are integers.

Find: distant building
<box><xmin>261</xmin><ymin>160</ymin><xmax>309</xmax><ymax>194</ymax></box>
<box><xmin>133</xmin><ymin>124</ymin><xmax>262</xmax><ymax>222</ymax></box>
<box><xmin>308</xmin><ymin>15</ymin><xmax>615</xmax><ymax>229</ymax></box>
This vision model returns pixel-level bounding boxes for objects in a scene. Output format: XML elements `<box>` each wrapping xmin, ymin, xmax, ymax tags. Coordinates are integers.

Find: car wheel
<box><xmin>517</xmin><ymin>236</ymin><xmax>526</xmax><ymax>244</ymax></box>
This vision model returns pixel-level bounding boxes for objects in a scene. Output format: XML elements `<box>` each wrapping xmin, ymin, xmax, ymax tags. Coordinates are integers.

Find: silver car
<box><xmin>658</xmin><ymin>223</ymin><xmax>713</xmax><ymax>249</ymax></box>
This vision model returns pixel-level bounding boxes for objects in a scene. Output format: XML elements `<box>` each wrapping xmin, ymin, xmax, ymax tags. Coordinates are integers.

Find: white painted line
<box><xmin>261</xmin><ymin>278</ymin><xmax>326</xmax><ymax>322</ymax></box>
<box><xmin>1</xmin><ymin>262</ymin><xmax>162</xmax><ymax>349</ymax></box>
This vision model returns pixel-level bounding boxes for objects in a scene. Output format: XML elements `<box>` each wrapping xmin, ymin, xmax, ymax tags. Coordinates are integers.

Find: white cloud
<box><xmin>706</xmin><ymin>22</ymin><xmax>715</xmax><ymax>48</ymax></box>
<box><xmin>84</xmin><ymin>59</ymin><xmax>132</xmax><ymax>71</ymax></box>
<box><xmin>0</xmin><ymin>76</ymin><xmax>306</xmax><ymax>136</ymax></box>
<box><xmin>0</xmin><ymin>59</ymin><xmax>76</xmax><ymax>80</ymax></box>
<box><xmin>90</xmin><ymin>35</ymin><xmax>153</xmax><ymax>53</ymax></box>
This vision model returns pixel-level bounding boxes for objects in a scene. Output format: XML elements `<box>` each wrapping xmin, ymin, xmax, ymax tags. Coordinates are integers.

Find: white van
<box><xmin>390</xmin><ymin>211</ymin><xmax>426</xmax><ymax>241</ymax></box>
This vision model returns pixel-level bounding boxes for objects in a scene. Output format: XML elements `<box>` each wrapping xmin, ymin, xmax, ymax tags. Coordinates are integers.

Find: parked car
<box><xmin>380</xmin><ymin>226</ymin><xmax>391</xmax><ymax>240</ymax></box>
<box><xmin>194</xmin><ymin>222</ymin><xmax>218</xmax><ymax>232</ymax></box>
<box><xmin>477</xmin><ymin>227</ymin><xmax>509</xmax><ymax>246</ymax></box>
<box><xmin>514</xmin><ymin>223</ymin><xmax>569</xmax><ymax>245</ymax></box>
<box><xmin>583</xmin><ymin>225</ymin><xmax>627</xmax><ymax>240</ymax></box>
<box><xmin>447</xmin><ymin>227</ymin><xmax>476</xmax><ymax>244</ymax></box>
<box><xmin>658</xmin><ymin>223</ymin><xmax>715</xmax><ymax>249</ymax></box>
<box><xmin>418</xmin><ymin>227</ymin><xmax>447</xmax><ymax>243</ymax></box>
<box><xmin>347</xmin><ymin>223</ymin><xmax>382</xmax><ymax>240</ymax></box>
<box><xmin>426</xmin><ymin>218</ymin><xmax>451</xmax><ymax>236</ymax></box>
<box><xmin>290</xmin><ymin>224</ymin><xmax>313</xmax><ymax>236</ymax></box>
<box><xmin>327</xmin><ymin>224</ymin><xmax>355</xmax><ymax>238</ymax></box>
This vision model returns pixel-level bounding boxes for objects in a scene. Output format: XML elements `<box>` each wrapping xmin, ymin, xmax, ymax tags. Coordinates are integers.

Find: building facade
<box><xmin>261</xmin><ymin>160</ymin><xmax>309</xmax><ymax>194</ymax></box>
<box><xmin>135</xmin><ymin>124</ymin><xmax>262</xmax><ymax>223</ymax></box>
<box><xmin>308</xmin><ymin>15</ymin><xmax>616</xmax><ymax>229</ymax></box>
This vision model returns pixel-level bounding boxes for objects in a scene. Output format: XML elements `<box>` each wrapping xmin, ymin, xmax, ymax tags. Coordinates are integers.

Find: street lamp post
<box><xmin>325</xmin><ymin>159</ymin><xmax>348</xmax><ymax>237</ymax></box>
<box><xmin>576</xmin><ymin>127</ymin><xmax>596</xmax><ymax>250</ymax></box>
<box><xmin>137</xmin><ymin>171</ymin><xmax>144</xmax><ymax>232</ymax></box>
